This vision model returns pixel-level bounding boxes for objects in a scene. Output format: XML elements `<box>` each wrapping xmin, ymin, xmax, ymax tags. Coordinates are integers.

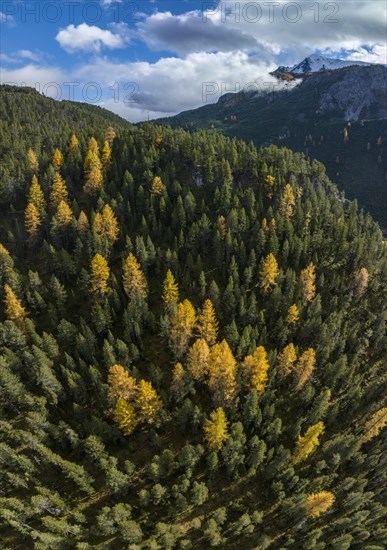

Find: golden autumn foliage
<box><xmin>204</xmin><ymin>408</ymin><xmax>229</xmax><ymax>451</ymax></box>
<box><xmin>150</xmin><ymin>176</ymin><xmax>165</xmax><ymax>196</ymax></box>
<box><xmin>197</xmin><ymin>299</ymin><xmax>218</xmax><ymax>345</ymax></box>
<box><xmin>50</xmin><ymin>172</ymin><xmax>68</xmax><ymax>208</ymax></box>
<box><xmin>25</xmin><ymin>202</ymin><xmax>41</xmax><ymax>239</ymax></box>
<box><xmin>27</xmin><ymin>148</ymin><xmax>39</xmax><ymax>173</ymax></box>
<box><xmin>56</xmin><ymin>200</ymin><xmax>73</xmax><ymax>227</ymax></box>
<box><xmin>101</xmin><ymin>141</ymin><xmax>112</xmax><ymax>167</ymax></box>
<box><xmin>108</xmin><ymin>364</ymin><xmax>137</xmax><ymax>403</ymax></box>
<box><xmin>363</xmin><ymin>408</ymin><xmax>387</xmax><ymax>442</ymax></box>
<box><xmin>169</xmin><ymin>299</ymin><xmax>196</xmax><ymax>356</ymax></box>
<box><xmin>113</xmin><ymin>398</ymin><xmax>138</xmax><ymax>436</ymax></box>
<box><xmin>305</xmin><ymin>492</ymin><xmax>335</xmax><ymax>518</ymax></box>
<box><xmin>52</xmin><ymin>148</ymin><xmax>64</xmax><ymax>171</ymax></box>
<box><xmin>90</xmin><ymin>253</ymin><xmax>110</xmax><ymax>297</ymax></box>
<box><xmin>84</xmin><ymin>165</ymin><xmax>103</xmax><ymax>195</ymax></box>
<box><xmin>93</xmin><ymin>204</ymin><xmax>119</xmax><ymax>245</ymax></box>
<box><xmin>207</xmin><ymin>340</ymin><xmax>237</xmax><ymax>407</ymax></box>
<box><xmin>280</xmin><ymin>184</ymin><xmax>296</xmax><ymax>220</ymax></box>
<box><xmin>170</xmin><ymin>363</ymin><xmax>186</xmax><ymax>402</ymax></box>
<box><xmin>259</xmin><ymin>253</ymin><xmax>279</xmax><ymax>293</ymax></box>
<box><xmin>84</xmin><ymin>138</ymin><xmax>103</xmax><ymax>195</ymax></box>
<box><xmin>69</xmin><ymin>133</ymin><xmax>79</xmax><ymax>151</ymax></box>
<box><xmin>0</xmin><ymin>244</ymin><xmax>13</xmax><ymax>277</ymax></box>
<box><xmin>162</xmin><ymin>269</ymin><xmax>179</xmax><ymax>308</ymax></box>
<box><xmin>187</xmin><ymin>338</ymin><xmax>210</xmax><ymax>381</ymax></box>
<box><xmin>277</xmin><ymin>343</ymin><xmax>297</xmax><ymax>377</ymax></box>
<box><xmin>294</xmin><ymin>348</ymin><xmax>316</xmax><ymax>391</ymax></box>
<box><xmin>287</xmin><ymin>304</ymin><xmax>299</xmax><ymax>324</ymax></box>
<box><xmin>105</xmin><ymin>126</ymin><xmax>116</xmax><ymax>146</ymax></box>
<box><xmin>122</xmin><ymin>253</ymin><xmax>147</xmax><ymax>302</ymax></box>
<box><xmin>242</xmin><ymin>346</ymin><xmax>270</xmax><ymax>394</ymax></box>
<box><xmin>265</xmin><ymin>175</ymin><xmax>275</xmax><ymax>198</ymax></box>
<box><xmin>217</xmin><ymin>215</ymin><xmax>227</xmax><ymax>239</ymax></box>
<box><xmin>293</xmin><ymin>422</ymin><xmax>325</xmax><ymax>464</ymax></box>
<box><xmin>354</xmin><ymin>267</ymin><xmax>369</xmax><ymax>301</ymax></box>
<box><xmin>301</xmin><ymin>262</ymin><xmax>316</xmax><ymax>302</ymax></box>
<box><xmin>136</xmin><ymin>380</ymin><xmax>163</xmax><ymax>424</ymax></box>
<box><xmin>28</xmin><ymin>175</ymin><xmax>46</xmax><ymax>212</ymax></box>
<box><xmin>77</xmin><ymin>211</ymin><xmax>89</xmax><ymax>238</ymax></box>
<box><xmin>4</xmin><ymin>284</ymin><xmax>27</xmax><ymax>328</ymax></box>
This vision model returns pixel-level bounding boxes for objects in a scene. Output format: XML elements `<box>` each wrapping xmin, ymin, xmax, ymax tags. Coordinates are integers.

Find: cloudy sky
<box><xmin>1</xmin><ymin>0</ymin><xmax>386</xmax><ymax>122</ymax></box>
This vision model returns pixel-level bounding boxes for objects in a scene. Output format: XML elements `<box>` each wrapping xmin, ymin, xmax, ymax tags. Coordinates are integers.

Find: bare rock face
<box><xmin>317</xmin><ymin>65</ymin><xmax>387</xmax><ymax>121</ymax></box>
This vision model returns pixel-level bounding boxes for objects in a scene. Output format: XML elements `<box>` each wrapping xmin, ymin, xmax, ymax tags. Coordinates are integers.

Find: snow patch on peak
<box><xmin>284</xmin><ymin>54</ymin><xmax>373</xmax><ymax>74</ymax></box>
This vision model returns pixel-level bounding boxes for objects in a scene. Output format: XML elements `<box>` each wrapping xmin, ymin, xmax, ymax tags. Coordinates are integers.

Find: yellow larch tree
<box><xmin>293</xmin><ymin>422</ymin><xmax>325</xmax><ymax>465</ymax></box>
<box><xmin>122</xmin><ymin>253</ymin><xmax>147</xmax><ymax>302</ymax></box>
<box><xmin>277</xmin><ymin>343</ymin><xmax>297</xmax><ymax>377</ymax></box>
<box><xmin>52</xmin><ymin>148</ymin><xmax>64</xmax><ymax>171</ymax></box>
<box><xmin>150</xmin><ymin>176</ymin><xmax>165</xmax><ymax>196</ymax></box>
<box><xmin>204</xmin><ymin>408</ymin><xmax>229</xmax><ymax>451</ymax></box>
<box><xmin>287</xmin><ymin>304</ymin><xmax>299</xmax><ymax>324</ymax></box>
<box><xmin>101</xmin><ymin>140</ymin><xmax>112</xmax><ymax>168</ymax></box>
<box><xmin>27</xmin><ymin>148</ymin><xmax>39</xmax><ymax>173</ymax></box>
<box><xmin>259</xmin><ymin>253</ymin><xmax>279</xmax><ymax>293</ymax></box>
<box><xmin>207</xmin><ymin>340</ymin><xmax>237</xmax><ymax>407</ymax></box>
<box><xmin>294</xmin><ymin>348</ymin><xmax>316</xmax><ymax>391</ymax></box>
<box><xmin>90</xmin><ymin>253</ymin><xmax>110</xmax><ymax>298</ymax></box>
<box><xmin>197</xmin><ymin>299</ymin><xmax>218</xmax><ymax>345</ymax></box>
<box><xmin>261</xmin><ymin>218</ymin><xmax>269</xmax><ymax>235</ymax></box>
<box><xmin>363</xmin><ymin>408</ymin><xmax>387</xmax><ymax>442</ymax></box>
<box><xmin>4</xmin><ymin>284</ymin><xmax>27</xmax><ymax>328</ymax></box>
<box><xmin>354</xmin><ymin>267</ymin><xmax>369</xmax><ymax>301</ymax></box>
<box><xmin>93</xmin><ymin>204</ymin><xmax>119</xmax><ymax>246</ymax></box>
<box><xmin>305</xmin><ymin>492</ymin><xmax>335</xmax><ymax>518</ymax></box>
<box><xmin>162</xmin><ymin>269</ymin><xmax>179</xmax><ymax>309</ymax></box>
<box><xmin>83</xmin><ymin>137</ymin><xmax>103</xmax><ymax>195</ymax></box>
<box><xmin>84</xmin><ymin>165</ymin><xmax>103</xmax><ymax>195</ymax></box>
<box><xmin>55</xmin><ymin>200</ymin><xmax>73</xmax><ymax>228</ymax></box>
<box><xmin>301</xmin><ymin>262</ymin><xmax>316</xmax><ymax>302</ymax></box>
<box><xmin>69</xmin><ymin>133</ymin><xmax>79</xmax><ymax>152</ymax></box>
<box><xmin>168</xmin><ymin>299</ymin><xmax>196</xmax><ymax>356</ymax></box>
<box><xmin>77</xmin><ymin>211</ymin><xmax>89</xmax><ymax>238</ymax></box>
<box><xmin>187</xmin><ymin>338</ymin><xmax>210</xmax><ymax>381</ymax></box>
<box><xmin>0</xmin><ymin>243</ymin><xmax>14</xmax><ymax>278</ymax></box>
<box><xmin>242</xmin><ymin>345</ymin><xmax>270</xmax><ymax>394</ymax></box>
<box><xmin>107</xmin><ymin>364</ymin><xmax>137</xmax><ymax>403</ymax></box>
<box><xmin>25</xmin><ymin>202</ymin><xmax>41</xmax><ymax>240</ymax></box>
<box><xmin>170</xmin><ymin>363</ymin><xmax>186</xmax><ymax>402</ymax></box>
<box><xmin>28</xmin><ymin>175</ymin><xmax>46</xmax><ymax>212</ymax></box>
<box><xmin>50</xmin><ymin>172</ymin><xmax>68</xmax><ymax>208</ymax></box>
<box><xmin>280</xmin><ymin>184</ymin><xmax>296</xmax><ymax>220</ymax></box>
<box><xmin>265</xmin><ymin>175</ymin><xmax>275</xmax><ymax>198</ymax></box>
<box><xmin>136</xmin><ymin>380</ymin><xmax>163</xmax><ymax>424</ymax></box>
<box><xmin>113</xmin><ymin>398</ymin><xmax>138</xmax><ymax>436</ymax></box>
<box><xmin>105</xmin><ymin>126</ymin><xmax>116</xmax><ymax>146</ymax></box>
<box><xmin>217</xmin><ymin>215</ymin><xmax>227</xmax><ymax>239</ymax></box>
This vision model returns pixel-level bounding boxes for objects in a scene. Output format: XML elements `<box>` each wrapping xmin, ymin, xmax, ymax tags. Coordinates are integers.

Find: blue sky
<box><xmin>1</xmin><ymin>1</ymin><xmax>386</xmax><ymax>121</ymax></box>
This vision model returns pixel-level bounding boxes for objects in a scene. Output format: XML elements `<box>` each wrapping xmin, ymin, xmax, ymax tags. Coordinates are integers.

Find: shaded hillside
<box><xmin>157</xmin><ymin>65</ymin><xmax>387</xmax><ymax>229</ymax></box>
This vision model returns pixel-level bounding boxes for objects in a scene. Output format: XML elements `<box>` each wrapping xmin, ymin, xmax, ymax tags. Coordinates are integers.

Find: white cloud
<box><xmin>0</xmin><ymin>10</ymin><xmax>15</xmax><ymax>25</ymax></box>
<box><xmin>135</xmin><ymin>1</ymin><xmax>387</xmax><ymax>67</ymax></box>
<box><xmin>73</xmin><ymin>50</ymin><xmax>284</xmax><ymax>122</ymax></box>
<box><xmin>347</xmin><ymin>44</ymin><xmax>387</xmax><ymax>65</ymax></box>
<box><xmin>0</xmin><ymin>64</ymin><xmax>68</xmax><ymax>98</ymax></box>
<box><xmin>56</xmin><ymin>23</ymin><xmax>128</xmax><ymax>53</ymax></box>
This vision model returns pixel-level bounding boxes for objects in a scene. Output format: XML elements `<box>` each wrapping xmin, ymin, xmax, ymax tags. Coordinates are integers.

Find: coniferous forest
<box><xmin>0</xmin><ymin>86</ymin><xmax>386</xmax><ymax>549</ymax></box>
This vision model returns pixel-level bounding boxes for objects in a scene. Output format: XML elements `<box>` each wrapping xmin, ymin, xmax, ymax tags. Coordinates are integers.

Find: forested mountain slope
<box><xmin>0</xmin><ymin>85</ymin><xmax>129</xmax><ymax>206</ymax></box>
<box><xmin>0</xmin><ymin>88</ymin><xmax>386</xmax><ymax>549</ymax></box>
<box><xmin>157</xmin><ymin>65</ymin><xmax>387</xmax><ymax>230</ymax></box>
